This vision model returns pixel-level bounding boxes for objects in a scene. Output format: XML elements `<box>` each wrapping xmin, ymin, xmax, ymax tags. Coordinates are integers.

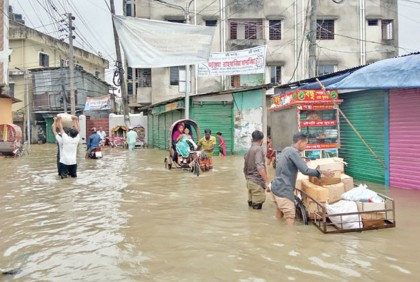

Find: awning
<box><xmin>327</xmin><ymin>53</ymin><xmax>420</xmax><ymax>89</ymax></box>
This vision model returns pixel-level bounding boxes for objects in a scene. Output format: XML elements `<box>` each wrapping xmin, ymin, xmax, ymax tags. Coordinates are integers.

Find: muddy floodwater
<box><xmin>0</xmin><ymin>144</ymin><xmax>420</xmax><ymax>281</ymax></box>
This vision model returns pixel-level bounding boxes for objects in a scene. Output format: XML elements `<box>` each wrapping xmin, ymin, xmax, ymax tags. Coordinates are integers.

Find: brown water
<box><xmin>0</xmin><ymin>144</ymin><xmax>419</xmax><ymax>281</ymax></box>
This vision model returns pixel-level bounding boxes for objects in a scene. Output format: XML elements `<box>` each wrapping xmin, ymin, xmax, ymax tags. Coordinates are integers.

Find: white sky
<box><xmin>8</xmin><ymin>0</ymin><xmax>420</xmax><ymax>83</ymax></box>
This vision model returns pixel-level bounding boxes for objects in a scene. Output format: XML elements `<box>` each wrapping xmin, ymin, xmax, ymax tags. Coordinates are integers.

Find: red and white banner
<box><xmin>84</xmin><ymin>95</ymin><xmax>111</xmax><ymax>111</ymax></box>
<box><xmin>197</xmin><ymin>46</ymin><xmax>267</xmax><ymax>77</ymax></box>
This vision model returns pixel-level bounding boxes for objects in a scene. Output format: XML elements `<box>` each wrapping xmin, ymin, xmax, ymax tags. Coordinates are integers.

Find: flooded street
<box><xmin>1</xmin><ymin>144</ymin><xmax>420</xmax><ymax>281</ymax></box>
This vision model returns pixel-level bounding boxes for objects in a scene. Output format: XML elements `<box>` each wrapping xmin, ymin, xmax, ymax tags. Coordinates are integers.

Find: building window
<box><xmin>127</xmin><ymin>67</ymin><xmax>135</xmax><ymax>96</ymax></box>
<box><xmin>137</xmin><ymin>68</ymin><xmax>152</xmax><ymax>87</ymax></box>
<box><xmin>382</xmin><ymin>19</ymin><xmax>393</xmax><ymax>40</ymax></box>
<box><xmin>270</xmin><ymin>66</ymin><xmax>282</xmax><ymax>84</ymax></box>
<box><xmin>317</xmin><ymin>64</ymin><xmax>335</xmax><ymax>76</ymax></box>
<box><xmin>316</xmin><ymin>20</ymin><xmax>334</xmax><ymax>40</ymax></box>
<box><xmin>231</xmin><ymin>75</ymin><xmax>240</xmax><ymax>88</ymax></box>
<box><xmin>168</xmin><ymin>19</ymin><xmax>186</xmax><ymax>24</ymax></box>
<box><xmin>229</xmin><ymin>19</ymin><xmax>264</xmax><ymax>40</ymax></box>
<box><xmin>269</xmin><ymin>20</ymin><xmax>281</xmax><ymax>40</ymax></box>
<box><xmin>170</xmin><ymin>66</ymin><xmax>185</xmax><ymax>85</ymax></box>
<box><xmin>127</xmin><ymin>83</ymin><xmax>133</xmax><ymax>96</ymax></box>
<box><xmin>125</xmin><ymin>1</ymin><xmax>136</xmax><ymax>16</ymax></box>
<box><xmin>39</xmin><ymin>53</ymin><xmax>49</xmax><ymax>67</ymax></box>
<box><xmin>367</xmin><ymin>19</ymin><xmax>378</xmax><ymax>26</ymax></box>
<box><xmin>9</xmin><ymin>82</ymin><xmax>15</xmax><ymax>98</ymax></box>
<box><xmin>205</xmin><ymin>20</ymin><xmax>217</xmax><ymax>27</ymax></box>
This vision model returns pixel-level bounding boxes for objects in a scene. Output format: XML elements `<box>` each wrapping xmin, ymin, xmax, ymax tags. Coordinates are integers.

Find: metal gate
<box><xmin>191</xmin><ymin>102</ymin><xmax>233</xmax><ymax>155</ymax></box>
<box><xmin>389</xmin><ymin>89</ymin><xmax>420</xmax><ymax>189</ymax></box>
<box><xmin>339</xmin><ymin>90</ymin><xmax>388</xmax><ymax>184</ymax></box>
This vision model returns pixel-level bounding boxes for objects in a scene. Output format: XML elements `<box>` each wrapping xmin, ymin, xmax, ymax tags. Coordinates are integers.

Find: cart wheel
<box><xmin>194</xmin><ymin>161</ymin><xmax>200</xmax><ymax>176</ymax></box>
<box><xmin>295</xmin><ymin>196</ymin><xmax>309</xmax><ymax>225</ymax></box>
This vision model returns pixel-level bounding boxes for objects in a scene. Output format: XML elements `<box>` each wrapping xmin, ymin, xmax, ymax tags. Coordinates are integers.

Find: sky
<box><xmin>7</xmin><ymin>0</ymin><xmax>420</xmax><ymax>84</ymax></box>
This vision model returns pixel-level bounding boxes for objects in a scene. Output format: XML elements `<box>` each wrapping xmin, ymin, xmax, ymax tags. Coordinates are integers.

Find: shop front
<box><xmin>270</xmin><ymin>89</ymin><xmax>341</xmax><ymax>159</ymax></box>
<box><xmin>148</xmin><ymin>100</ymin><xmax>184</xmax><ymax>149</ymax></box>
<box><xmin>389</xmin><ymin>89</ymin><xmax>420</xmax><ymax>189</ymax></box>
<box><xmin>339</xmin><ymin>90</ymin><xmax>388</xmax><ymax>184</ymax></box>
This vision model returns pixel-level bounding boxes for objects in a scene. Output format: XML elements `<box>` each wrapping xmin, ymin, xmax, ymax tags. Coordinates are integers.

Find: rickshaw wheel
<box><xmin>295</xmin><ymin>196</ymin><xmax>309</xmax><ymax>225</ymax></box>
<box><xmin>194</xmin><ymin>161</ymin><xmax>200</xmax><ymax>176</ymax></box>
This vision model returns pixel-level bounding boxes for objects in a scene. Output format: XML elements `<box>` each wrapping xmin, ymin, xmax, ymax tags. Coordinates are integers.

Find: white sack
<box><xmin>326</xmin><ymin>200</ymin><xmax>361</xmax><ymax>230</ymax></box>
<box><xmin>341</xmin><ymin>184</ymin><xmax>381</xmax><ymax>202</ymax></box>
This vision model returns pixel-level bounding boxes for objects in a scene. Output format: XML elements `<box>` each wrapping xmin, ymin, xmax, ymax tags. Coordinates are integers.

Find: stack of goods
<box><xmin>296</xmin><ymin>158</ymin><xmax>388</xmax><ymax>229</ymax></box>
<box><xmin>340</xmin><ymin>184</ymin><xmax>386</xmax><ymax>228</ymax></box>
<box><xmin>296</xmin><ymin>158</ymin><xmax>354</xmax><ymax>219</ymax></box>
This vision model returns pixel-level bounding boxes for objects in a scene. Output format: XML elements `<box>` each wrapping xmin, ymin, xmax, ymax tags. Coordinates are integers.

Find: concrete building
<box><xmin>124</xmin><ymin>0</ymin><xmax>398</xmax><ymax>107</ymax></box>
<box><xmin>8</xmin><ymin>17</ymin><xmax>110</xmax><ymax>142</ymax></box>
<box><xmin>0</xmin><ymin>0</ymin><xmax>10</xmax><ymax>88</ymax></box>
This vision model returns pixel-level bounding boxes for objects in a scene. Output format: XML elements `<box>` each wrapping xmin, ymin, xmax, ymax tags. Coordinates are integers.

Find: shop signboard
<box><xmin>270</xmin><ymin>90</ymin><xmax>339</xmax><ymax>110</ymax></box>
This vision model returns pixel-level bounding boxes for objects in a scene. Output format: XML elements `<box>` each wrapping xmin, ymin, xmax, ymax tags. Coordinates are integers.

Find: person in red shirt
<box><xmin>216</xmin><ymin>132</ymin><xmax>226</xmax><ymax>156</ymax></box>
<box><xmin>266</xmin><ymin>136</ymin><xmax>276</xmax><ymax>166</ymax></box>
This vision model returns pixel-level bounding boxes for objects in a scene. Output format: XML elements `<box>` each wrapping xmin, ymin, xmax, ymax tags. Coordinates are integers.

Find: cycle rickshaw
<box><xmin>0</xmin><ymin>123</ymin><xmax>24</xmax><ymax>157</ymax></box>
<box><xmin>164</xmin><ymin>119</ymin><xmax>202</xmax><ymax>176</ymax></box>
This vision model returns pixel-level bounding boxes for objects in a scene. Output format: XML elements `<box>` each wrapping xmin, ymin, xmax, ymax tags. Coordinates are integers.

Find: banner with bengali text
<box><xmin>84</xmin><ymin>95</ymin><xmax>111</xmax><ymax>111</ymax></box>
<box><xmin>197</xmin><ymin>46</ymin><xmax>267</xmax><ymax>77</ymax></box>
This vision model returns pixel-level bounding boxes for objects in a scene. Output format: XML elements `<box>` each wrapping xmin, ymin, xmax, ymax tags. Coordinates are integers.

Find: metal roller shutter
<box><xmin>158</xmin><ymin>114</ymin><xmax>166</xmax><ymax>149</ymax></box>
<box><xmin>339</xmin><ymin>90</ymin><xmax>388</xmax><ymax>183</ymax></box>
<box><xmin>389</xmin><ymin>89</ymin><xmax>420</xmax><ymax>189</ymax></box>
<box><xmin>191</xmin><ymin>102</ymin><xmax>233</xmax><ymax>155</ymax></box>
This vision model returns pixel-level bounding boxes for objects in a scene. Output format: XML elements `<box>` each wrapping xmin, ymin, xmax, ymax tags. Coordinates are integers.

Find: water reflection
<box><xmin>0</xmin><ymin>145</ymin><xmax>419</xmax><ymax>281</ymax></box>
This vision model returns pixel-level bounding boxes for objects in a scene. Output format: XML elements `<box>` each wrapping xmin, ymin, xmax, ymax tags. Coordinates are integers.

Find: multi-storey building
<box><xmin>8</xmin><ymin>17</ymin><xmax>110</xmax><ymax>142</ymax></box>
<box><xmin>124</xmin><ymin>0</ymin><xmax>398</xmax><ymax>107</ymax></box>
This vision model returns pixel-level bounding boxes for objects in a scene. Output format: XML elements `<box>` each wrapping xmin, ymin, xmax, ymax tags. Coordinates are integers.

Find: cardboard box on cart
<box><xmin>356</xmin><ymin>202</ymin><xmax>386</xmax><ymax>228</ymax></box>
<box><xmin>341</xmin><ymin>174</ymin><xmax>354</xmax><ymax>192</ymax></box>
<box><xmin>309</xmin><ymin>167</ymin><xmax>341</xmax><ymax>186</ymax></box>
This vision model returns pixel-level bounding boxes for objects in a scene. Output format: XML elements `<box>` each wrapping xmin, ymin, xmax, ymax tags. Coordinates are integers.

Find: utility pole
<box><xmin>61</xmin><ymin>64</ymin><xmax>68</xmax><ymax>113</ymax></box>
<box><xmin>110</xmin><ymin>0</ymin><xmax>130</xmax><ymax>127</ymax></box>
<box><xmin>154</xmin><ymin>0</ymin><xmax>194</xmax><ymax>119</ymax></box>
<box><xmin>308</xmin><ymin>0</ymin><xmax>318</xmax><ymax>78</ymax></box>
<box><xmin>24</xmin><ymin>69</ymin><xmax>30</xmax><ymax>144</ymax></box>
<box><xmin>68</xmin><ymin>13</ymin><xmax>76</xmax><ymax>115</ymax></box>
<box><xmin>111</xmin><ymin>0</ymin><xmax>130</xmax><ymax>126</ymax></box>
<box><xmin>184</xmin><ymin>1</ymin><xmax>192</xmax><ymax>119</ymax></box>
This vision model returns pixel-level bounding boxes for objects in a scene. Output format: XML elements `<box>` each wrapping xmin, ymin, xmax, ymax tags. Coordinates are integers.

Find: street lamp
<box><xmin>154</xmin><ymin>0</ymin><xmax>195</xmax><ymax>119</ymax></box>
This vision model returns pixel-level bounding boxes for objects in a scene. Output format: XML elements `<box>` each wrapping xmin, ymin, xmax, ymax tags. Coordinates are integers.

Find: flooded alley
<box><xmin>0</xmin><ymin>145</ymin><xmax>419</xmax><ymax>281</ymax></box>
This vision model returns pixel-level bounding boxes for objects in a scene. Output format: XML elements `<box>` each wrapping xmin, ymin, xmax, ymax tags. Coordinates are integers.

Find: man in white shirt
<box><xmin>57</xmin><ymin>115</ymin><xmax>80</xmax><ymax>178</ymax></box>
<box><xmin>97</xmin><ymin>126</ymin><xmax>107</xmax><ymax>145</ymax></box>
<box><xmin>52</xmin><ymin>117</ymin><xmax>64</xmax><ymax>176</ymax></box>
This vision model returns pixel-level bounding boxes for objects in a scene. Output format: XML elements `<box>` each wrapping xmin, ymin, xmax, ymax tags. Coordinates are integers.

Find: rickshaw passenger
<box><xmin>172</xmin><ymin>123</ymin><xmax>184</xmax><ymax>146</ymax></box>
<box><xmin>176</xmin><ymin>128</ymin><xmax>197</xmax><ymax>158</ymax></box>
<box><xmin>172</xmin><ymin>123</ymin><xmax>185</xmax><ymax>161</ymax></box>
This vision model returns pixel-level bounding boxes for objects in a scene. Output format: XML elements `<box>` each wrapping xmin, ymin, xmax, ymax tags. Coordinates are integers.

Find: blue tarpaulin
<box><xmin>327</xmin><ymin>53</ymin><xmax>420</xmax><ymax>89</ymax></box>
<box><xmin>297</xmin><ymin>72</ymin><xmax>352</xmax><ymax>90</ymax></box>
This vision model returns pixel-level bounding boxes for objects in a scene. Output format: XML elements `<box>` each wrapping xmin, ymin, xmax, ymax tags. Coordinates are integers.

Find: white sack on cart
<box><xmin>340</xmin><ymin>184</ymin><xmax>382</xmax><ymax>202</ymax></box>
<box><xmin>326</xmin><ymin>200</ymin><xmax>361</xmax><ymax>229</ymax></box>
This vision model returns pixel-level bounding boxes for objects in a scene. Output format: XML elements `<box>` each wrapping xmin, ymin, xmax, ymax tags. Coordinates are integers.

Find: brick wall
<box><xmin>85</xmin><ymin>117</ymin><xmax>109</xmax><ymax>137</ymax></box>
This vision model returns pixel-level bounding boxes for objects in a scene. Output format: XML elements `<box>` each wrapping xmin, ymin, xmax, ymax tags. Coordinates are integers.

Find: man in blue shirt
<box><xmin>86</xmin><ymin>127</ymin><xmax>101</xmax><ymax>158</ymax></box>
